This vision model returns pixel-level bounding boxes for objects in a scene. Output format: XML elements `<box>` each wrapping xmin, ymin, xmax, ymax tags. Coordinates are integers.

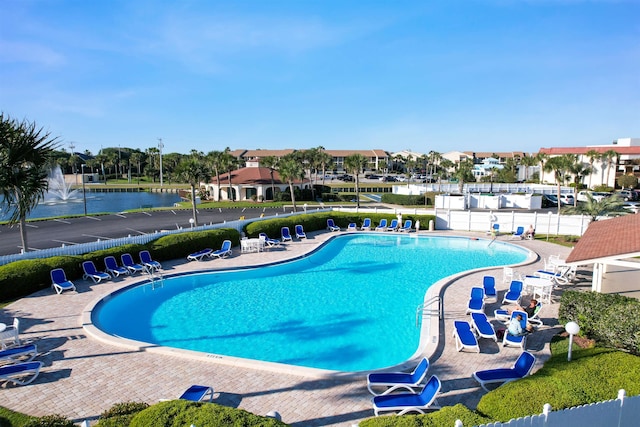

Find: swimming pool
<box><xmin>91</xmin><ymin>234</ymin><xmax>529</xmax><ymax>372</ymax></box>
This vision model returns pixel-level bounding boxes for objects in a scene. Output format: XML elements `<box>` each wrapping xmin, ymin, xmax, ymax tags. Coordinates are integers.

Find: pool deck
<box><xmin>0</xmin><ymin>230</ymin><xmax>614</xmax><ymax>426</ymax></box>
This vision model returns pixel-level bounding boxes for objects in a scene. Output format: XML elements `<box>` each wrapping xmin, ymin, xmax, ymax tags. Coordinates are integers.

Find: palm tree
<box><xmin>453</xmin><ymin>158</ymin><xmax>475</xmax><ymax>194</ymax></box>
<box><xmin>565</xmin><ymin>155</ymin><xmax>592</xmax><ymax>206</ymax></box>
<box><xmin>585</xmin><ymin>149</ymin><xmax>601</xmax><ymax>190</ymax></box>
<box><xmin>0</xmin><ymin>114</ymin><xmax>58</xmax><ymax>252</ymax></box>
<box><xmin>520</xmin><ymin>153</ymin><xmax>538</xmax><ymax>182</ymax></box>
<box><xmin>220</xmin><ymin>148</ymin><xmax>236</xmax><ymax>201</ymax></box>
<box><xmin>130</xmin><ymin>152</ymin><xmax>143</xmax><ymax>184</ymax></box>
<box><xmin>564</xmin><ymin>193</ymin><xmax>626</xmax><ymax>221</ymax></box>
<box><xmin>536</xmin><ymin>152</ymin><xmax>548</xmax><ymax>184</ymax></box>
<box><xmin>544</xmin><ymin>156</ymin><xmax>571</xmax><ymax>214</ymax></box>
<box><xmin>317</xmin><ymin>149</ymin><xmax>333</xmax><ymax>187</ymax></box>
<box><xmin>175</xmin><ymin>157</ymin><xmax>211</xmax><ymax>226</ymax></box>
<box><xmin>344</xmin><ymin>153</ymin><xmax>368</xmax><ymax>208</ymax></box>
<box><xmin>602</xmin><ymin>150</ymin><xmax>619</xmax><ymax>189</ymax></box>
<box><xmin>205</xmin><ymin>150</ymin><xmax>224</xmax><ymax>201</ymax></box>
<box><xmin>301</xmin><ymin>148</ymin><xmax>320</xmax><ymax>200</ymax></box>
<box><xmin>260</xmin><ymin>155</ymin><xmax>279</xmax><ymax>201</ymax></box>
<box><xmin>277</xmin><ymin>153</ymin><xmax>305</xmax><ymax>212</ymax></box>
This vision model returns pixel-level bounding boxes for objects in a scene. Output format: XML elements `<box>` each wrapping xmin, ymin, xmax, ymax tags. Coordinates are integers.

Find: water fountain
<box><xmin>42</xmin><ymin>165</ymin><xmax>82</xmax><ymax>205</ymax></box>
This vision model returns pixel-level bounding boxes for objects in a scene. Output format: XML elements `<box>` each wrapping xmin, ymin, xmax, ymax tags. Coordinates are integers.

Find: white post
<box><xmin>158</xmin><ymin>137</ymin><xmax>164</xmax><ymax>187</ymax></box>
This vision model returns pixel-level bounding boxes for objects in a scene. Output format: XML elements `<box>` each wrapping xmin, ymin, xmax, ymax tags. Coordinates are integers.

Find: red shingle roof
<box><xmin>210</xmin><ymin>167</ymin><xmax>308</xmax><ymax>185</ymax></box>
<box><xmin>566</xmin><ymin>214</ymin><xmax>640</xmax><ymax>264</ymax></box>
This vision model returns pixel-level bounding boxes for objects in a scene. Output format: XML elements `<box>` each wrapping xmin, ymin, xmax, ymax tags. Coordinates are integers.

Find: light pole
<box><xmin>81</xmin><ymin>164</ymin><xmax>87</xmax><ymax>216</ymax></box>
<box><xmin>157</xmin><ymin>138</ymin><xmax>164</xmax><ymax>187</ymax></box>
<box><xmin>565</xmin><ymin>321</ymin><xmax>580</xmax><ymax>361</ymax></box>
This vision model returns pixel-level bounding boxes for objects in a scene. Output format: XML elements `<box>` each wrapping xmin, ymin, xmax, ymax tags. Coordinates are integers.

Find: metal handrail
<box><xmin>416</xmin><ymin>296</ymin><xmax>442</xmax><ymax>327</ymax></box>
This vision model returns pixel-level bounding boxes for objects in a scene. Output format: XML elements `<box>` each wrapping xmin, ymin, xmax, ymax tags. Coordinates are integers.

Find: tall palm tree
<box><xmin>0</xmin><ymin>114</ymin><xmax>58</xmax><ymax>252</ymax></box>
<box><xmin>453</xmin><ymin>158</ymin><xmax>475</xmax><ymax>194</ymax></box>
<box><xmin>544</xmin><ymin>156</ymin><xmax>571</xmax><ymax>214</ymax></box>
<box><xmin>344</xmin><ymin>153</ymin><xmax>368</xmax><ymax>208</ymax></box>
<box><xmin>260</xmin><ymin>155</ymin><xmax>279</xmax><ymax>201</ymax></box>
<box><xmin>175</xmin><ymin>156</ymin><xmax>210</xmax><ymax>226</ymax></box>
<box><xmin>317</xmin><ymin>149</ymin><xmax>333</xmax><ymax>187</ymax></box>
<box><xmin>565</xmin><ymin>154</ymin><xmax>592</xmax><ymax>206</ymax></box>
<box><xmin>205</xmin><ymin>150</ymin><xmax>224</xmax><ymax>201</ymax></box>
<box><xmin>277</xmin><ymin>153</ymin><xmax>305</xmax><ymax>212</ymax></box>
<box><xmin>301</xmin><ymin>148</ymin><xmax>320</xmax><ymax>200</ymax></box>
<box><xmin>602</xmin><ymin>149</ymin><xmax>619</xmax><ymax>189</ymax></box>
<box><xmin>130</xmin><ymin>152</ymin><xmax>143</xmax><ymax>184</ymax></box>
<box><xmin>564</xmin><ymin>193</ymin><xmax>626</xmax><ymax>221</ymax></box>
<box><xmin>220</xmin><ymin>148</ymin><xmax>236</xmax><ymax>201</ymax></box>
<box><xmin>520</xmin><ymin>153</ymin><xmax>538</xmax><ymax>182</ymax></box>
<box><xmin>536</xmin><ymin>152</ymin><xmax>548</xmax><ymax>184</ymax></box>
<box><xmin>585</xmin><ymin>149</ymin><xmax>601</xmax><ymax>190</ymax></box>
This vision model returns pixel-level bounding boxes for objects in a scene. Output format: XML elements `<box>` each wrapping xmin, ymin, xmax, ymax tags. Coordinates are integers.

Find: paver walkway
<box><xmin>0</xmin><ymin>231</ymin><xmax>573</xmax><ymax>426</ymax></box>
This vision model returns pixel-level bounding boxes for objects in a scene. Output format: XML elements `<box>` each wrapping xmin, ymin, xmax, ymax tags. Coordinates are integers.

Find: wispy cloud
<box><xmin>0</xmin><ymin>41</ymin><xmax>66</xmax><ymax>66</ymax></box>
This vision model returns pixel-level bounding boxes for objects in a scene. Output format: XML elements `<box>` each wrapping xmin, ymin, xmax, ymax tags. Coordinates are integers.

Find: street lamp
<box><xmin>157</xmin><ymin>138</ymin><xmax>164</xmax><ymax>187</ymax></box>
<box><xmin>189</xmin><ymin>218</ymin><xmax>195</xmax><ymax>229</ymax></box>
<box><xmin>565</xmin><ymin>321</ymin><xmax>580</xmax><ymax>361</ymax></box>
<box><xmin>81</xmin><ymin>164</ymin><xmax>87</xmax><ymax>216</ymax></box>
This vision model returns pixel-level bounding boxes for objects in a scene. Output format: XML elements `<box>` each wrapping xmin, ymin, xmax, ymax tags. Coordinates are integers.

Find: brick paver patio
<box><xmin>0</xmin><ymin>231</ymin><xmax>574</xmax><ymax>426</ymax></box>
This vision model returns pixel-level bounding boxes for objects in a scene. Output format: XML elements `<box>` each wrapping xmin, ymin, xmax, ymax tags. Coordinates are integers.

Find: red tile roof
<box><xmin>325</xmin><ymin>149</ymin><xmax>388</xmax><ymax>157</ymax></box>
<box><xmin>210</xmin><ymin>166</ymin><xmax>308</xmax><ymax>185</ymax></box>
<box><xmin>566</xmin><ymin>214</ymin><xmax>640</xmax><ymax>264</ymax></box>
<box><xmin>539</xmin><ymin>146</ymin><xmax>640</xmax><ymax>155</ymax></box>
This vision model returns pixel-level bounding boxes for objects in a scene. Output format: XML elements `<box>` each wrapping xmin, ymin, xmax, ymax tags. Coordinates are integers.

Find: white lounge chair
<box><xmin>0</xmin><ymin>361</ymin><xmax>43</xmax><ymax>386</ymax></box>
<box><xmin>372</xmin><ymin>375</ymin><xmax>441</xmax><ymax>416</ymax></box>
<box><xmin>326</xmin><ymin>219</ymin><xmax>340</xmax><ymax>232</ymax></box>
<box><xmin>0</xmin><ymin>343</ymin><xmax>37</xmax><ymax>364</ymax></box>
<box><xmin>104</xmin><ymin>256</ymin><xmax>129</xmax><ymax>277</ymax></box>
<box><xmin>187</xmin><ymin>248</ymin><xmax>213</xmax><ymax>262</ymax></box>
<box><xmin>50</xmin><ymin>268</ymin><xmax>76</xmax><ymax>294</ymax></box>
<box><xmin>503</xmin><ymin>310</ymin><xmax>528</xmax><ymax>350</ymax></box>
<box><xmin>502</xmin><ymin>280</ymin><xmax>523</xmax><ymax>305</ymax></box>
<box><xmin>470</xmin><ymin>313</ymin><xmax>497</xmax><ymax>342</ymax></box>
<box><xmin>367</xmin><ymin>358</ymin><xmax>429</xmax><ymax>396</ymax></box>
<box><xmin>483</xmin><ymin>276</ymin><xmax>497</xmax><ymax>301</ymax></box>
<box><xmin>121</xmin><ymin>253</ymin><xmax>145</xmax><ymax>275</ymax></box>
<box><xmin>347</xmin><ymin>223</ymin><xmax>357</xmax><ymax>231</ymax></box>
<box><xmin>511</xmin><ymin>226</ymin><xmax>525</xmax><ymax>240</ymax></box>
<box><xmin>360</xmin><ymin>218</ymin><xmax>372</xmax><ymax>231</ymax></box>
<box><xmin>281</xmin><ymin>227</ymin><xmax>293</xmax><ymax>242</ymax></box>
<box><xmin>473</xmin><ymin>351</ymin><xmax>536</xmax><ymax>391</ymax></box>
<box><xmin>180</xmin><ymin>384</ymin><xmax>214</xmax><ymax>402</ymax></box>
<box><xmin>211</xmin><ymin>240</ymin><xmax>232</xmax><ymax>259</ymax></box>
<box><xmin>453</xmin><ymin>320</ymin><xmax>480</xmax><ymax>353</ymax></box>
<box><xmin>375</xmin><ymin>219</ymin><xmax>388</xmax><ymax>231</ymax></box>
<box><xmin>398</xmin><ymin>220</ymin><xmax>413</xmax><ymax>232</ymax></box>
<box><xmin>259</xmin><ymin>233</ymin><xmax>281</xmax><ymax>248</ymax></box>
<box><xmin>82</xmin><ymin>261</ymin><xmax>112</xmax><ymax>284</ymax></box>
<box><xmin>465</xmin><ymin>287</ymin><xmax>485</xmax><ymax>315</ymax></box>
<box><xmin>386</xmin><ymin>219</ymin><xmax>399</xmax><ymax>231</ymax></box>
<box><xmin>295</xmin><ymin>224</ymin><xmax>307</xmax><ymax>239</ymax></box>
<box><xmin>139</xmin><ymin>250</ymin><xmax>162</xmax><ymax>271</ymax></box>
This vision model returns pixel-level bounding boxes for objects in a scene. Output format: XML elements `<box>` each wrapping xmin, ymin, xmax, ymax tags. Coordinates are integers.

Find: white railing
<box><xmin>457</xmin><ymin>389</ymin><xmax>639</xmax><ymax>427</ymax></box>
<box><xmin>0</xmin><ymin>208</ymin><xmax>331</xmax><ymax>266</ymax></box>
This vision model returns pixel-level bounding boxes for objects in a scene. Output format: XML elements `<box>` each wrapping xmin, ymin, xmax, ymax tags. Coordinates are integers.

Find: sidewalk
<box><xmin>0</xmin><ymin>231</ymin><xmax>582</xmax><ymax>426</ymax></box>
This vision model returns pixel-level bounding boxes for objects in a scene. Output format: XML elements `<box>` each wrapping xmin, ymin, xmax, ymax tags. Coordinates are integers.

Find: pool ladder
<box><xmin>145</xmin><ymin>266</ymin><xmax>164</xmax><ymax>290</ymax></box>
<box><xmin>415</xmin><ymin>296</ymin><xmax>442</xmax><ymax>327</ymax></box>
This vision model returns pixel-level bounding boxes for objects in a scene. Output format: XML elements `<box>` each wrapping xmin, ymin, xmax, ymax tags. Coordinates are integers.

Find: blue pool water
<box><xmin>93</xmin><ymin>234</ymin><xmax>529</xmax><ymax>372</ymax></box>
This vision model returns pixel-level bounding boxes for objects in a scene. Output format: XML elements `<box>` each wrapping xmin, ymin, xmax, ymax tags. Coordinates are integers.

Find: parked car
<box><xmin>542</xmin><ymin>194</ymin><xmax>558</xmax><ymax>208</ymax></box>
<box><xmin>615</xmin><ymin>189</ymin><xmax>637</xmax><ymax>201</ymax></box>
<box><xmin>577</xmin><ymin>191</ymin><xmax>611</xmax><ymax>202</ymax></box>
<box><xmin>559</xmin><ymin>194</ymin><xmax>575</xmax><ymax>205</ymax></box>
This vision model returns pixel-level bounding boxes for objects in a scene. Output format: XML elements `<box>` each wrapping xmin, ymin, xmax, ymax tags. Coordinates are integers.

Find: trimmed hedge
<box><xmin>128</xmin><ymin>400</ymin><xmax>287</xmax><ymax>427</ymax></box>
<box><xmin>0</xmin><ymin>228</ymin><xmax>240</xmax><ymax>302</ymax></box>
<box><xmin>96</xmin><ymin>401</ymin><xmax>150</xmax><ymax>427</ymax></box>
<box><xmin>359</xmin><ymin>404</ymin><xmax>490</xmax><ymax>427</ymax></box>
<box><xmin>381</xmin><ymin>193</ymin><xmax>440</xmax><ymax>206</ymax></box>
<box><xmin>244</xmin><ymin>212</ymin><xmax>435</xmax><ymax>238</ymax></box>
<box><xmin>558</xmin><ymin>290</ymin><xmax>640</xmax><ymax>355</ymax></box>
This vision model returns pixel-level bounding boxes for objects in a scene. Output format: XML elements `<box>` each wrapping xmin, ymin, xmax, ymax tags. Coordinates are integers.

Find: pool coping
<box><xmin>81</xmin><ymin>232</ymin><xmax>538</xmax><ymax>379</ymax></box>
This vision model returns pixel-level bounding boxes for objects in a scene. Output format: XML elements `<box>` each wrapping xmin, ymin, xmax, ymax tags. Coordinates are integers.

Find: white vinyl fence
<box><xmin>458</xmin><ymin>389</ymin><xmax>639</xmax><ymax>427</ymax></box>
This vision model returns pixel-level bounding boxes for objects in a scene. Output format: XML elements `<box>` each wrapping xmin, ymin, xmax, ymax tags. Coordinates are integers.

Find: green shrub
<box><xmin>476</xmin><ymin>337</ymin><xmax>640</xmax><ymax>421</ymax></box>
<box><xmin>129</xmin><ymin>400</ymin><xmax>288</xmax><ymax>427</ymax></box>
<box><xmin>359</xmin><ymin>404</ymin><xmax>490</xmax><ymax>427</ymax></box>
<box><xmin>558</xmin><ymin>290</ymin><xmax>640</xmax><ymax>355</ymax></box>
<box><xmin>97</xmin><ymin>401</ymin><xmax>150</xmax><ymax>427</ymax></box>
<box><xmin>381</xmin><ymin>193</ymin><xmax>439</xmax><ymax>206</ymax></box>
<box><xmin>22</xmin><ymin>414</ymin><xmax>75</xmax><ymax>427</ymax></box>
<box><xmin>0</xmin><ymin>406</ymin><xmax>34</xmax><ymax>426</ymax></box>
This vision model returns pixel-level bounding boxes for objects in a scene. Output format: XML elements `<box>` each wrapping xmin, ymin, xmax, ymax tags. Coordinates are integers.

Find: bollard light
<box><xmin>189</xmin><ymin>218</ymin><xmax>195</xmax><ymax>229</ymax></box>
<box><xmin>565</xmin><ymin>321</ymin><xmax>580</xmax><ymax>361</ymax></box>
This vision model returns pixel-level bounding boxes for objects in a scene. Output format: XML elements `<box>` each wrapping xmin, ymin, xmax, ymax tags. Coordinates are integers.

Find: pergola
<box><xmin>565</xmin><ymin>214</ymin><xmax>640</xmax><ymax>292</ymax></box>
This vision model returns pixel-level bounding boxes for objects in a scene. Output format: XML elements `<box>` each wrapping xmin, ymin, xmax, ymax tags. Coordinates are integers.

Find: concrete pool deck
<box><xmin>0</xmin><ymin>231</ymin><xmax>597</xmax><ymax>426</ymax></box>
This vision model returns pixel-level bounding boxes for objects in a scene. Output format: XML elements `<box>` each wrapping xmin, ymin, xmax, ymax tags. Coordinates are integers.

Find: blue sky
<box><xmin>1</xmin><ymin>0</ymin><xmax>639</xmax><ymax>156</ymax></box>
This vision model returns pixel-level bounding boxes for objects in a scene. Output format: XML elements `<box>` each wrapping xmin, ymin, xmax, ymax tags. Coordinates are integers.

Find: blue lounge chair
<box><xmin>0</xmin><ymin>361</ymin><xmax>43</xmax><ymax>386</ymax></box>
<box><xmin>399</xmin><ymin>219</ymin><xmax>413</xmax><ymax>232</ymax></box>
<box><xmin>0</xmin><ymin>344</ymin><xmax>37</xmax><ymax>364</ymax></box>
<box><xmin>139</xmin><ymin>250</ymin><xmax>162</xmax><ymax>271</ymax></box>
<box><xmin>82</xmin><ymin>261</ymin><xmax>111</xmax><ymax>284</ymax></box>
<box><xmin>326</xmin><ymin>219</ymin><xmax>340</xmax><ymax>232</ymax></box>
<box><xmin>50</xmin><ymin>268</ymin><xmax>76</xmax><ymax>294</ymax></box>
<box><xmin>347</xmin><ymin>223</ymin><xmax>357</xmax><ymax>231</ymax></box>
<box><xmin>360</xmin><ymin>218</ymin><xmax>372</xmax><ymax>231</ymax></box>
<box><xmin>470</xmin><ymin>313</ymin><xmax>497</xmax><ymax>342</ymax></box>
<box><xmin>259</xmin><ymin>233</ymin><xmax>281</xmax><ymax>248</ymax></box>
<box><xmin>375</xmin><ymin>218</ymin><xmax>388</xmax><ymax>231</ymax></box>
<box><xmin>104</xmin><ymin>256</ymin><xmax>129</xmax><ymax>278</ymax></box>
<box><xmin>281</xmin><ymin>227</ymin><xmax>293</xmax><ymax>242</ymax></box>
<box><xmin>465</xmin><ymin>287</ymin><xmax>485</xmax><ymax>315</ymax></box>
<box><xmin>491</xmin><ymin>223</ymin><xmax>500</xmax><ymax>236</ymax></box>
<box><xmin>503</xmin><ymin>310</ymin><xmax>528</xmax><ymax>349</ymax></box>
<box><xmin>372</xmin><ymin>375</ymin><xmax>441</xmax><ymax>416</ymax></box>
<box><xmin>295</xmin><ymin>224</ymin><xmax>307</xmax><ymax>239</ymax></box>
<box><xmin>502</xmin><ymin>280</ymin><xmax>523</xmax><ymax>304</ymax></box>
<box><xmin>473</xmin><ymin>351</ymin><xmax>536</xmax><ymax>391</ymax></box>
<box><xmin>180</xmin><ymin>384</ymin><xmax>214</xmax><ymax>402</ymax></box>
<box><xmin>367</xmin><ymin>357</ymin><xmax>429</xmax><ymax>396</ymax></box>
<box><xmin>483</xmin><ymin>275</ymin><xmax>497</xmax><ymax>301</ymax></box>
<box><xmin>211</xmin><ymin>240</ymin><xmax>232</xmax><ymax>259</ymax></box>
<box><xmin>121</xmin><ymin>253</ymin><xmax>145</xmax><ymax>275</ymax></box>
<box><xmin>452</xmin><ymin>320</ymin><xmax>480</xmax><ymax>353</ymax></box>
<box><xmin>187</xmin><ymin>248</ymin><xmax>213</xmax><ymax>262</ymax></box>
<box><xmin>386</xmin><ymin>219</ymin><xmax>399</xmax><ymax>231</ymax></box>
<box><xmin>511</xmin><ymin>226</ymin><xmax>525</xmax><ymax>240</ymax></box>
